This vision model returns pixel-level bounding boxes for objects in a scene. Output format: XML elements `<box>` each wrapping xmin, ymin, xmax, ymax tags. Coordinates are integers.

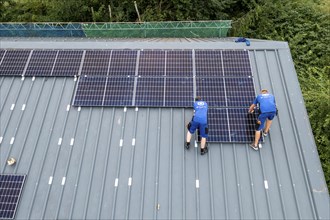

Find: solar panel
<box><xmin>166</xmin><ymin>50</ymin><xmax>193</xmax><ymax>77</ymax></box>
<box><xmin>225</xmin><ymin>77</ymin><xmax>255</xmax><ymax>107</ymax></box>
<box><xmin>165</xmin><ymin>77</ymin><xmax>193</xmax><ymax>107</ymax></box>
<box><xmin>135</xmin><ymin>77</ymin><xmax>165</xmax><ymax>106</ymax></box>
<box><xmin>0</xmin><ymin>174</ymin><xmax>26</xmax><ymax>219</ymax></box>
<box><xmin>52</xmin><ymin>50</ymin><xmax>83</xmax><ymax>76</ymax></box>
<box><xmin>207</xmin><ymin>108</ymin><xmax>230</xmax><ymax>142</ymax></box>
<box><xmin>195</xmin><ymin>50</ymin><xmax>223</xmax><ymax>77</ymax></box>
<box><xmin>103</xmin><ymin>76</ymin><xmax>134</xmax><ymax>106</ymax></box>
<box><xmin>196</xmin><ymin>77</ymin><xmax>226</xmax><ymax>107</ymax></box>
<box><xmin>138</xmin><ymin>50</ymin><xmax>165</xmax><ymax>76</ymax></box>
<box><xmin>25</xmin><ymin>50</ymin><xmax>58</xmax><ymax>76</ymax></box>
<box><xmin>81</xmin><ymin>50</ymin><xmax>111</xmax><ymax>76</ymax></box>
<box><xmin>73</xmin><ymin>76</ymin><xmax>107</xmax><ymax>106</ymax></box>
<box><xmin>0</xmin><ymin>50</ymin><xmax>30</xmax><ymax>76</ymax></box>
<box><xmin>228</xmin><ymin>108</ymin><xmax>257</xmax><ymax>143</ymax></box>
<box><xmin>0</xmin><ymin>50</ymin><xmax>5</xmax><ymax>63</ymax></box>
<box><xmin>222</xmin><ymin>50</ymin><xmax>252</xmax><ymax>77</ymax></box>
<box><xmin>108</xmin><ymin>50</ymin><xmax>137</xmax><ymax>76</ymax></box>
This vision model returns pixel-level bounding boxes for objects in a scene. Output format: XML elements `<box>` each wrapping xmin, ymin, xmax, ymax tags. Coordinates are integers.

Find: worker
<box><xmin>248</xmin><ymin>89</ymin><xmax>277</xmax><ymax>150</ymax></box>
<box><xmin>185</xmin><ymin>96</ymin><xmax>208</xmax><ymax>155</ymax></box>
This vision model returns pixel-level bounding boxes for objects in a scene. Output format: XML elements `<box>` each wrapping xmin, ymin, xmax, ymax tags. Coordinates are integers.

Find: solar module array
<box><xmin>0</xmin><ymin>174</ymin><xmax>26</xmax><ymax>219</ymax></box>
<box><xmin>0</xmin><ymin>49</ymin><xmax>257</xmax><ymax>143</ymax></box>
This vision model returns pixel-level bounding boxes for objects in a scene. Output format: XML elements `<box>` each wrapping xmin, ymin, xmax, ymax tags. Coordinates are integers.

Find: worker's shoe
<box><xmin>201</xmin><ymin>147</ymin><xmax>208</xmax><ymax>155</ymax></box>
<box><xmin>263</xmin><ymin>132</ymin><xmax>268</xmax><ymax>137</ymax></box>
<box><xmin>249</xmin><ymin>143</ymin><xmax>259</xmax><ymax>151</ymax></box>
<box><xmin>185</xmin><ymin>142</ymin><xmax>190</xmax><ymax>150</ymax></box>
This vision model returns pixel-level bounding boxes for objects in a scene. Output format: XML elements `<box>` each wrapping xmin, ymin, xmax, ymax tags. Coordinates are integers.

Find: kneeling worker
<box><xmin>185</xmin><ymin>96</ymin><xmax>208</xmax><ymax>155</ymax></box>
<box><xmin>248</xmin><ymin>89</ymin><xmax>277</xmax><ymax>150</ymax></box>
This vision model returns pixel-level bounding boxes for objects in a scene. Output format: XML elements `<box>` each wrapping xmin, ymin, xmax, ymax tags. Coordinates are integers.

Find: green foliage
<box><xmin>233</xmin><ymin>0</ymin><xmax>330</xmax><ymax>189</ymax></box>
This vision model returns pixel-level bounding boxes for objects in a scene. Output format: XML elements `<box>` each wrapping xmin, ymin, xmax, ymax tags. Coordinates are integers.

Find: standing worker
<box><xmin>248</xmin><ymin>89</ymin><xmax>277</xmax><ymax>150</ymax></box>
<box><xmin>185</xmin><ymin>96</ymin><xmax>209</xmax><ymax>155</ymax></box>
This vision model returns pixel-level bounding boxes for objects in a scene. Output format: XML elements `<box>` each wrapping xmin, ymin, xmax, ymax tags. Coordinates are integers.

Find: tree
<box><xmin>233</xmin><ymin>0</ymin><xmax>330</xmax><ymax>188</ymax></box>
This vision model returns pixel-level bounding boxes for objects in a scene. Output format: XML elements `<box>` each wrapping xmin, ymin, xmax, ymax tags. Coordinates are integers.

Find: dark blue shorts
<box><xmin>189</xmin><ymin>120</ymin><xmax>208</xmax><ymax>138</ymax></box>
<box><xmin>257</xmin><ymin>112</ymin><xmax>276</xmax><ymax>131</ymax></box>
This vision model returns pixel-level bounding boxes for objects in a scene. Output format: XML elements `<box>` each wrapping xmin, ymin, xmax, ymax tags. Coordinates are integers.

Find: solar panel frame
<box><xmin>165</xmin><ymin>77</ymin><xmax>193</xmax><ymax>107</ymax></box>
<box><xmin>81</xmin><ymin>50</ymin><xmax>111</xmax><ymax>76</ymax></box>
<box><xmin>0</xmin><ymin>174</ymin><xmax>26</xmax><ymax>219</ymax></box>
<box><xmin>135</xmin><ymin>77</ymin><xmax>165</xmax><ymax>107</ymax></box>
<box><xmin>0</xmin><ymin>50</ymin><xmax>31</xmax><ymax>76</ymax></box>
<box><xmin>195</xmin><ymin>50</ymin><xmax>224</xmax><ymax>77</ymax></box>
<box><xmin>25</xmin><ymin>50</ymin><xmax>58</xmax><ymax>76</ymax></box>
<box><xmin>222</xmin><ymin>50</ymin><xmax>252</xmax><ymax>77</ymax></box>
<box><xmin>52</xmin><ymin>50</ymin><xmax>83</xmax><ymax>76</ymax></box>
<box><xmin>166</xmin><ymin>50</ymin><xmax>193</xmax><ymax>77</ymax></box>
<box><xmin>138</xmin><ymin>50</ymin><xmax>165</xmax><ymax>77</ymax></box>
<box><xmin>108</xmin><ymin>50</ymin><xmax>138</xmax><ymax>77</ymax></box>
<box><xmin>103</xmin><ymin>76</ymin><xmax>135</xmax><ymax>106</ymax></box>
<box><xmin>73</xmin><ymin>76</ymin><xmax>107</xmax><ymax>106</ymax></box>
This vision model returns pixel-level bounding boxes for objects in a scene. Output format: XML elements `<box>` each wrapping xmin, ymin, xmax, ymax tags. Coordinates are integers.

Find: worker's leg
<box><xmin>185</xmin><ymin>121</ymin><xmax>197</xmax><ymax>149</ymax></box>
<box><xmin>264</xmin><ymin>119</ymin><xmax>273</xmax><ymax>133</ymax></box>
<box><xmin>251</xmin><ymin>113</ymin><xmax>266</xmax><ymax>148</ymax></box>
<box><xmin>186</xmin><ymin>131</ymin><xmax>192</xmax><ymax>143</ymax></box>
<box><xmin>201</xmin><ymin>137</ymin><xmax>206</xmax><ymax>149</ymax></box>
<box><xmin>254</xmin><ymin>130</ymin><xmax>261</xmax><ymax>146</ymax></box>
<box><xmin>264</xmin><ymin>112</ymin><xmax>276</xmax><ymax>134</ymax></box>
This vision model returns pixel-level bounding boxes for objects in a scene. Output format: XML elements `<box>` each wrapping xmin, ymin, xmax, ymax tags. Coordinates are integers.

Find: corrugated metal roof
<box><xmin>0</xmin><ymin>38</ymin><xmax>329</xmax><ymax>220</ymax></box>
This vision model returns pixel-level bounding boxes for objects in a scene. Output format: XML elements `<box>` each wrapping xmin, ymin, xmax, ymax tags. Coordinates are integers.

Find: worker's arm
<box><xmin>248</xmin><ymin>104</ymin><xmax>256</xmax><ymax>113</ymax></box>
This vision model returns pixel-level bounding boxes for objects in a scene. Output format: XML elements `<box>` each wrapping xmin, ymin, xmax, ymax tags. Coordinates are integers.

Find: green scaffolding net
<box><xmin>83</xmin><ymin>21</ymin><xmax>231</xmax><ymax>38</ymax></box>
<box><xmin>0</xmin><ymin>21</ymin><xmax>231</xmax><ymax>38</ymax></box>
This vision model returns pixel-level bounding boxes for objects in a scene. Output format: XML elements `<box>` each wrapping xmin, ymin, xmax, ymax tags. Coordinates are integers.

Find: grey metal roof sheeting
<box><xmin>0</xmin><ymin>38</ymin><xmax>329</xmax><ymax>220</ymax></box>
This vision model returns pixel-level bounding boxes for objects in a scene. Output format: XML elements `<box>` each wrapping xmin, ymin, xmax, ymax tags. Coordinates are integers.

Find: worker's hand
<box><xmin>248</xmin><ymin>108</ymin><xmax>254</xmax><ymax>113</ymax></box>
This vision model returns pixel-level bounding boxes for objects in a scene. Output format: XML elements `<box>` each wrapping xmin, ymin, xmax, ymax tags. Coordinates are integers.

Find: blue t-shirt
<box><xmin>253</xmin><ymin>93</ymin><xmax>276</xmax><ymax>113</ymax></box>
<box><xmin>193</xmin><ymin>101</ymin><xmax>208</xmax><ymax>124</ymax></box>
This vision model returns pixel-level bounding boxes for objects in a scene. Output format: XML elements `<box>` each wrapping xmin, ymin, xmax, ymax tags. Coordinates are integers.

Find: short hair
<box><xmin>195</xmin><ymin>96</ymin><xmax>202</xmax><ymax>101</ymax></box>
<box><xmin>261</xmin><ymin>89</ymin><xmax>268</xmax><ymax>94</ymax></box>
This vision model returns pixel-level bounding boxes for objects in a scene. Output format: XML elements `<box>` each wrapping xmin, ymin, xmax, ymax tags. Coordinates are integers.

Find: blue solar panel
<box><xmin>103</xmin><ymin>76</ymin><xmax>134</xmax><ymax>106</ymax></box>
<box><xmin>0</xmin><ymin>50</ymin><xmax>30</xmax><ymax>76</ymax></box>
<box><xmin>225</xmin><ymin>77</ymin><xmax>255</xmax><ymax>107</ymax></box>
<box><xmin>138</xmin><ymin>50</ymin><xmax>165</xmax><ymax>76</ymax></box>
<box><xmin>207</xmin><ymin>108</ymin><xmax>230</xmax><ymax>142</ymax></box>
<box><xmin>108</xmin><ymin>50</ymin><xmax>137</xmax><ymax>76</ymax></box>
<box><xmin>81</xmin><ymin>50</ymin><xmax>111</xmax><ymax>76</ymax></box>
<box><xmin>0</xmin><ymin>50</ymin><xmax>5</xmax><ymax>63</ymax></box>
<box><xmin>25</xmin><ymin>50</ymin><xmax>58</xmax><ymax>76</ymax></box>
<box><xmin>0</xmin><ymin>174</ymin><xmax>26</xmax><ymax>219</ymax></box>
<box><xmin>165</xmin><ymin>77</ymin><xmax>193</xmax><ymax>107</ymax></box>
<box><xmin>196</xmin><ymin>77</ymin><xmax>226</xmax><ymax>107</ymax></box>
<box><xmin>195</xmin><ymin>50</ymin><xmax>223</xmax><ymax>77</ymax></box>
<box><xmin>166</xmin><ymin>50</ymin><xmax>193</xmax><ymax>77</ymax></box>
<box><xmin>222</xmin><ymin>50</ymin><xmax>252</xmax><ymax>77</ymax></box>
<box><xmin>73</xmin><ymin>76</ymin><xmax>107</xmax><ymax>106</ymax></box>
<box><xmin>228</xmin><ymin>108</ymin><xmax>257</xmax><ymax>143</ymax></box>
<box><xmin>52</xmin><ymin>50</ymin><xmax>83</xmax><ymax>76</ymax></box>
<box><xmin>135</xmin><ymin>77</ymin><xmax>164</xmax><ymax>106</ymax></box>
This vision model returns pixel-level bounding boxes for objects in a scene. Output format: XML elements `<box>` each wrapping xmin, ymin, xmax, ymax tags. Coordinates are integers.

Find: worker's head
<box><xmin>195</xmin><ymin>96</ymin><xmax>202</xmax><ymax>101</ymax></box>
<box><xmin>261</xmin><ymin>89</ymin><xmax>268</xmax><ymax>94</ymax></box>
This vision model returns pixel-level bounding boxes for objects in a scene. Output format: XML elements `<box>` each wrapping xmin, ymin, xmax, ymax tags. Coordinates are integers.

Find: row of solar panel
<box><xmin>0</xmin><ymin>174</ymin><xmax>26</xmax><ymax>219</ymax></box>
<box><xmin>73</xmin><ymin>76</ymin><xmax>255</xmax><ymax>107</ymax></box>
<box><xmin>0</xmin><ymin>49</ymin><xmax>252</xmax><ymax>77</ymax></box>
